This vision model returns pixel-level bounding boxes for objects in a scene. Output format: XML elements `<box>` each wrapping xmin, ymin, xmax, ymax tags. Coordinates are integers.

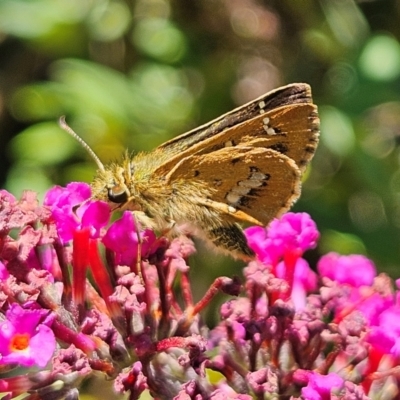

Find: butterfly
<box><xmin>60</xmin><ymin>83</ymin><xmax>319</xmax><ymax>260</ymax></box>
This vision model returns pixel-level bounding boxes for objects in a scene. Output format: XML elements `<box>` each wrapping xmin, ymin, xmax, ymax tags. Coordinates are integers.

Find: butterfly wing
<box><xmin>158</xmin><ymin>83</ymin><xmax>314</xmax><ymax>155</ymax></box>
<box><xmin>154</xmin><ymin>85</ymin><xmax>319</xmax><ymax>177</ymax></box>
<box><xmin>164</xmin><ymin>146</ymin><xmax>301</xmax><ymax>226</ymax></box>
<box><xmin>217</xmin><ymin>103</ymin><xmax>319</xmax><ymax>173</ymax></box>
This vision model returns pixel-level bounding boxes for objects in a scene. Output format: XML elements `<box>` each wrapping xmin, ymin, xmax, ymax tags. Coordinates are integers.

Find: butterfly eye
<box><xmin>108</xmin><ymin>186</ymin><xmax>129</xmax><ymax>204</ymax></box>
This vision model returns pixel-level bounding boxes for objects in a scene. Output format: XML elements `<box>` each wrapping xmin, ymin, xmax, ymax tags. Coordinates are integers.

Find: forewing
<box><xmin>155</xmin><ymin>102</ymin><xmax>319</xmax><ymax>176</ymax></box>
<box><xmin>157</xmin><ymin>83</ymin><xmax>314</xmax><ymax>156</ymax></box>
<box><xmin>218</xmin><ymin>103</ymin><xmax>319</xmax><ymax>173</ymax></box>
<box><xmin>165</xmin><ymin>146</ymin><xmax>301</xmax><ymax>226</ymax></box>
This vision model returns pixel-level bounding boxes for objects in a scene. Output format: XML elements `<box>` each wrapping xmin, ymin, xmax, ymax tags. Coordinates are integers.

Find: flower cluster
<box><xmin>0</xmin><ymin>183</ymin><xmax>400</xmax><ymax>399</ymax></box>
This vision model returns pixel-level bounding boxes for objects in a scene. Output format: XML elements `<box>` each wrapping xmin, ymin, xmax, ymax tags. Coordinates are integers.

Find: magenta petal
<box><xmin>65</xmin><ymin>182</ymin><xmax>92</xmax><ymax>205</ymax></box>
<box><xmin>81</xmin><ymin>201</ymin><xmax>111</xmax><ymax>237</ymax></box>
<box><xmin>51</xmin><ymin>209</ymin><xmax>78</xmax><ymax>243</ymax></box>
<box><xmin>103</xmin><ymin>212</ymin><xmax>137</xmax><ymax>251</ymax></box>
<box><xmin>317</xmin><ymin>252</ymin><xmax>376</xmax><ymax>286</ymax></box>
<box><xmin>245</xmin><ymin>226</ymin><xmax>267</xmax><ymax>245</ymax></box>
<box><xmin>103</xmin><ymin>212</ymin><xmax>139</xmax><ymax>266</ymax></box>
<box><xmin>43</xmin><ymin>185</ymin><xmax>65</xmax><ymax>207</ymax></box>
<box><xmin>44</xmin><ymin>183</ymin><xmax>91</xmax><ymax>209</ymax></box>
<box><xmin>301</xmin><ymin>372</ymin><xmax>344</xmax><ymax>400</ymax></box>
<box><xmin>6</xmin><ymin>304</ymin><xmax>44</xmax><ymax>330</ymax></box>
<box><xmin>310</xmin><ymin>372</ymin><xmax>344</xmax><ymax>392</ymax></box>
<box><xmin>244</xmin><ymin>226</ymin><xmax>277</xmax><ymax>263</ymax></box>
<box><xmin>0</xmin><ymin>260</ymin><xmax>9</xmax><ymax>280</ymax></box>
<box><xmin>0</xmin><ymin>304</ymin><xmax>56</xmax><ymax>368</ymax></box>
<box><xmin>268</xmin><ymin>212</ymin><xmax>319</xmax><ymax>252</ymax></box>
<box><xmin>0</xmin><ymin>320</ymin><xmax>15</xmax><ymax>353</ymax></box>
<box><xmin>366</xmin><ymin>328</ymin><xmax>394</xmax><ymax>354</ymax></box>
<box><xmin>26</xmin><ymin>324</ymin><xmax>56</xmax><ymax>367</ymax></box>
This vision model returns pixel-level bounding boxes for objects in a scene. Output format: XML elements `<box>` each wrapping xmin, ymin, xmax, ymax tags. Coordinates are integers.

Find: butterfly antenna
<box><xmin>58</xmin><ymin>116</ymin><xmax>105</xmax><ymax>172</ymax></box>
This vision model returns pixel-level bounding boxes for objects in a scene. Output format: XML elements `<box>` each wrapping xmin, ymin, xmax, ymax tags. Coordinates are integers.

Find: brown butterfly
<box><xmin>60</xmin><ymin>83</ymin><xmax>319</xmax><ymax>260</ymax></box>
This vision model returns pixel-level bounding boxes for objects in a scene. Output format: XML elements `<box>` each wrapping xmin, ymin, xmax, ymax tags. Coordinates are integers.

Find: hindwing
<box><xmin>165</xmin><ymin>146</ymin><xmax>301</xmax><ymax>226</ymax></box>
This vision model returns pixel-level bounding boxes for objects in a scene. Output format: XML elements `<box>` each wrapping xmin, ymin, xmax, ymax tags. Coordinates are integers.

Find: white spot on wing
<box><xmin>226</xmin><ymin>185</ymin><xmax>251</xmax><ymax>206</ymax></box>
<box><xmin>226</xmin><ymin>192</ymin><xmax>242</xmax><ymax>205</ymax></box>
<box><xmin>262</xmin><ymin>116</ymin><xmax>277</xmax><ymax>135</ymax></box>
<box><xmin>238</xmin><ymin>179</ymin><xmax>264</xmax><ymax>188</ymax></box>
<box><xmin>250</xmin><ymin>171</ymin><xmax>267</xmax><ymax>180</ymax></box>
<box><xmin>226</xmin><ymin>167</ymin><xmax>270</xmax><ymax>206</ymax></box>
<box><xmin>231</xmin><ymin>186</ymin><xmax>250</xmax><ymax>196</ymax></box>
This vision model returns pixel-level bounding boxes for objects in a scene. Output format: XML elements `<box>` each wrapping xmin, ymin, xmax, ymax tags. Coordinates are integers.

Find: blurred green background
<box><xmin>1</xmin><ymin>0</ymin><xmax>400</xmax><ymax>277</ymax></box>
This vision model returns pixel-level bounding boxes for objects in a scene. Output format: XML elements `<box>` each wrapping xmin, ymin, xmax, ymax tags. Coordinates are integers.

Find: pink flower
<box><xmin>245</xmin><ymin>212</ymin><xmax>319</xmax><ymax>264</ymax></box>
<box><xmin>44</xmin><ymin>182</ymin><xmax>110</xmax><ymax>243</ymax></box>
<box><xmin>266</xmin><ymin>212</ymin><xmax>319</xmax><ymax>252</ymax></box>
<box><xmin>294</xmin><ymin>370</ymin><xmax>344</xmax><ymax>400</ymax></box>
<box><xmin>366</xmin><ymin>305</ymin><xmax>400</xmax><ymax>359</ymax></box>
<box><xmin>0</xmin><ymin>304</ymin><xmax>56</xmax><ymax>368</ymax></box>
<box><xmin>245</xmin><ymin>213</ymin><xmax>319</xmax><ymax>305</ymax></box>
<box><xmin>102</xmin><ymin>211</ymin><xmax>156</xmax><ymax>267</ymax></box>
<box><xmin>317</xmin><ymin>252</ymin><xmax>376</xmax><ymax>286</ymax></box>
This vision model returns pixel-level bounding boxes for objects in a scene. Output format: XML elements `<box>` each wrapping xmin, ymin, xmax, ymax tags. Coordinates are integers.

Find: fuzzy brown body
<box><xmin>91</xmin><ymin>83</ymin><xmax>320</xmax><ymax>260</ymax></box>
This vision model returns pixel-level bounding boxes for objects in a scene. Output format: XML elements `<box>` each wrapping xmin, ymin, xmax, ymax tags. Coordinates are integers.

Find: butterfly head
<box><xmin>92</xmin><ymin>161</ymin><xmax>136</xmax><ymax>209</ymax></box>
